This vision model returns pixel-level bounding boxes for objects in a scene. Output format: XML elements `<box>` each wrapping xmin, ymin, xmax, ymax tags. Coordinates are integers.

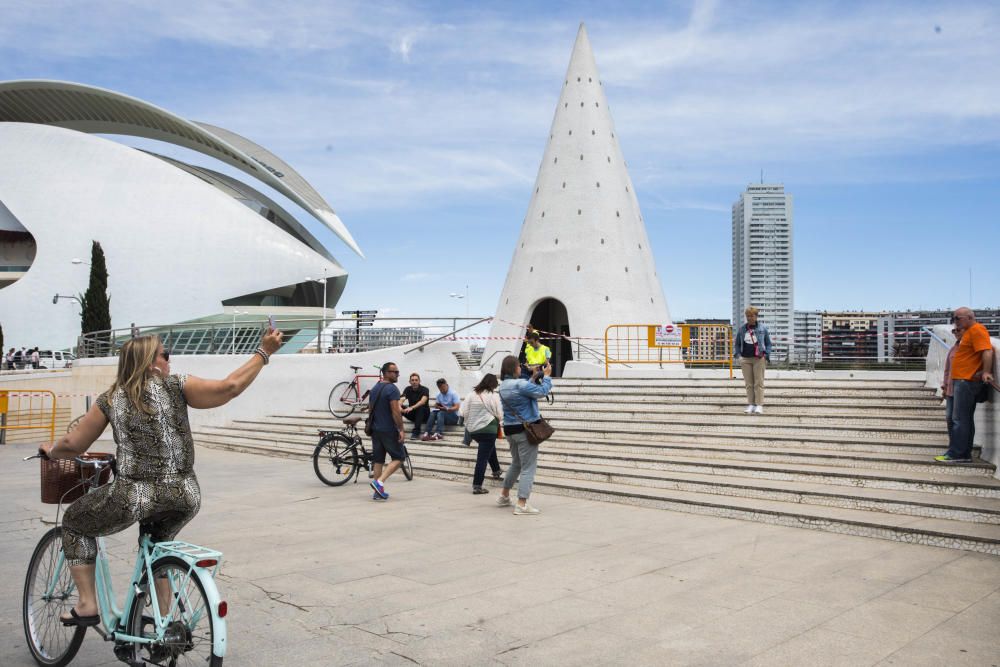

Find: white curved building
<box><xmin>482</xmin><ymin>25</ymin><xmax>671</xmax><ymax>374</ymax></box>
<box><xmin>0</xmin><ymin>80</ymin><xmax>360</xmax><ymax>349</ymax></box>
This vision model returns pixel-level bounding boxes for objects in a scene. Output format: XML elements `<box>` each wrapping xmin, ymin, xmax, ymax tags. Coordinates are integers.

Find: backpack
<box><xmin>364</xmin><ymin>383</ymin><xmax>387</xmax><ymax>437</ymax></box>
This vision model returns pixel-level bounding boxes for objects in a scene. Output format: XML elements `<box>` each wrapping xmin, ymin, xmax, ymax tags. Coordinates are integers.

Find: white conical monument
<box><xmin>482</xmin><ymin>23</ymin><xmax>671</xmax><ymax>374</ymax></box>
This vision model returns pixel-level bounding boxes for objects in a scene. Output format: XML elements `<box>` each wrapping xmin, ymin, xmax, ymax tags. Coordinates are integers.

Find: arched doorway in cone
<box><xmin>527</xmin><ymin>298</ymin><xmax>573</xmax><ymax>377</ymax></box>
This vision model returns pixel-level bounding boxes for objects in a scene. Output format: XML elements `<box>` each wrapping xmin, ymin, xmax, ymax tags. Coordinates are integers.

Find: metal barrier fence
<box><xmin>604</xmin><ymin>324</ymin><xmax>733</xmax><ymax>378</ymax></box>
<box><xmin>0</xmin><ymin>389</ymin><xmax>57</xmax><ymax>445</ymax></box>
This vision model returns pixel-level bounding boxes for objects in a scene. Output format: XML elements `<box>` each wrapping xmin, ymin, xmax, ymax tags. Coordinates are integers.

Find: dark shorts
<box><xmin>372</xmin><ymin>430</ymin><xmax>405</xmax><ymax>463</ymax></box>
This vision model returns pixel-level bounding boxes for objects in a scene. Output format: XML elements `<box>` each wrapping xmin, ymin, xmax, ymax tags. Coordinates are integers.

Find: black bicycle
<box><xmin>312</xmin><ymin>416</ymin><xmax>413</xmax><ymax>486</ymax></box>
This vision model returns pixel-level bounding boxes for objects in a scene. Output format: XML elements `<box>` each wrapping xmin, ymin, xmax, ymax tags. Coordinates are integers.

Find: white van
<box><xmin>37</xmin><ymin>350</ymin><xmax>75</xmax><ymax>369</ymax></box>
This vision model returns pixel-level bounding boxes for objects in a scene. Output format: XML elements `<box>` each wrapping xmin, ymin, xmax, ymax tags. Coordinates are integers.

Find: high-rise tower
<box><xmin>732</xmin><ymin>183</ymin><xmax>794</xmax><ymax>360</ymax></box>
<box><xmin>481</xmin><ymin>24</ymin><xmax>670</xmax><ymax>375</ymax></box>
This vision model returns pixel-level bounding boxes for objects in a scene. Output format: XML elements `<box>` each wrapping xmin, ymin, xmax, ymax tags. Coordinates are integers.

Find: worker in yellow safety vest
<box><xmin>521</xmin><ymin>331</ymin><xmax>552</xmax><ymax>381</ymax></box>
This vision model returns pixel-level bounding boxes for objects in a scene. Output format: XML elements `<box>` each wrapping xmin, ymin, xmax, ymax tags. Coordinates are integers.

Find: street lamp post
<box><xmin>449</xmin><ymin>284</ymin><xmax>470</xmax><ymax>319</ymax></box>
<box><xmin>52</xmin><ymin>294</ymin><xmax>81</xmax><ymax>307</ymax></box>
<box><xmin>305</xmin><ymin>272</ymin><xmax>328</xmax><ymax>352</ymax></box>
<box><xmin>230</xmin><ymin>309</ymin><xmax>248</xmax><ymax>354</ymax></box>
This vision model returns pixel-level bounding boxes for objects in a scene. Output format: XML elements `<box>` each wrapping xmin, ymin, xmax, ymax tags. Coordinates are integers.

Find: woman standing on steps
<box><xmin>460</xmin><ymin>373</ymin><xmax>504</xmax><ymax>494</ymax></box>
<box><xmin>735</xmin><ymin>306</ymin><xmax>772</xmax><ymax>415</ymax></box>
<box><xmin>496</xmin><ymin>355</ymin><xmax>552</xmax><ymax>515</ymax></box>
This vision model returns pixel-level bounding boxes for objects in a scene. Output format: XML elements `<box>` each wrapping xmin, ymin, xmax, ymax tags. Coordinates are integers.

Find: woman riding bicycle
<box><xmin>40</xmin><ymin>329</ymin><xmax>282</xmax><ymax>627</ymax></box>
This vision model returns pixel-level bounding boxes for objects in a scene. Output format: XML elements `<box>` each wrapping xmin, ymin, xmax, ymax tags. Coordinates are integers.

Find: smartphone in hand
<box><xmin>268</xmin><ymin>315</ymin><xmax>276</xmax><ymax>330</ymax></box>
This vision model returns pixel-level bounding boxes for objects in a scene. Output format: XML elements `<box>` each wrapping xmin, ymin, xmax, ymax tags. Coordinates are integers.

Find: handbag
<box><xmin>498</xmin><ymin>386</ymin><xmax>555</xmax><ymax>446</ymax></box>
<box><xmin>364</xmin><ymin>383</ymin><xmax>387</xmax><ymax>437</ymax></box>
<box><xmin>523</xmin><ymin>417</ymin><xmax>555</xmax><ymax>446</ymax></box>
<box><xmin>975</xmin><ymin>381</ymin><xmax>995</xmax><ymax>404</ymax></box>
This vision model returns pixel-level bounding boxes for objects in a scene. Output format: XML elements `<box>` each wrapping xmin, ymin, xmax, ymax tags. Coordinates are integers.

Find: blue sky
<box><xmin>2</xmin><ymin>0</ymin><xmax>998</xmax><ymax>321</ymax></box>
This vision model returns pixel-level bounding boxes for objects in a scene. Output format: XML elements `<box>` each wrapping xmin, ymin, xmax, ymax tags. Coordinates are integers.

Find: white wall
<box><xmin>78</xmin><ymin>341</ymin><xmax>479</xmax><ymax>430</ymax></box>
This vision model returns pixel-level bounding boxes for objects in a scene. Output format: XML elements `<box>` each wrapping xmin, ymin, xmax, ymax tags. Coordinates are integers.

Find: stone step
<box><xmin>284</xmin><ymin>407</ymin><xmax>947</xmax><ymax>434</ymax></box>
<box><xmin>190</xmin><ymin>438</ymin><xmax>1000</xmax><ymax>555</ymax></box>
<box><xmin>548</xmin><ymin>425</ymin><xmax>950</xmax><ymax>453</ymax></box>
<box><xmin>550</xmin><ymin>387</ymin><xmax>941</xmax><ymax>400</ymax></box>
<box><xmin>209</xmin><ymin>423</ymin><xmax>953</xmax><ymax>469</ymax></box>
<box><xmin>543</xmin><ymin>415</ymin><xmax>945</xmax><ymax>442</ymax></box>
<box><xmin>406</xmin><ymin>460</ymin><xmax>1000</xmax><ymax>556</ymax></box>
<box><xmin>407</xmin><ymin>436</ymin><xmax>994</xmax><ymax>479</ymax></box>
<box><xmin>551</xmin><ymin>395</ymin><xmax>942</xmax><ymax>409</ymax></box>
<box><xmin>399</xmin><ymin>444</ymin><xmax>1000</xmax><ymax>524</ymax></box>
<box><xmin>539</xmin><ymin>403</ymin><xmax>947</xmax><ymax>427</ymax></box>
<box><xmin>193</xmin><ymin>430</ymin><xmax>1000</xmax><ymax>497</ymax></box>
<box><xmin>222</xmin><ymin>418</ymin><xmax>953</xmax><ymax>456</ymax></box>
<box><xmin>553</xmin><ymin>379</ymin><xmax>930</xmax><ymax>389</ymax></box>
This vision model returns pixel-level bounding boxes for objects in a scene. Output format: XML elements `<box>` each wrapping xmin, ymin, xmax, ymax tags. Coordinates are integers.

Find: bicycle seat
<box><xmin>343</xmin><ymin>416</ymin><xmax>364</xmax><ymax>426</ymax></box>
<box><xmin>349</xmin><ymin>365</ymin><xmax>363</xmax><ymax>372</ymax></box>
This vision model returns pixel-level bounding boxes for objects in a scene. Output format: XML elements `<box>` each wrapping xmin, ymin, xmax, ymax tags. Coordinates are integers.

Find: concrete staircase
<box><xmin>192</xmin><ymin>377</ymin><xmax>1000</xmax><ymax>554</ymax></box>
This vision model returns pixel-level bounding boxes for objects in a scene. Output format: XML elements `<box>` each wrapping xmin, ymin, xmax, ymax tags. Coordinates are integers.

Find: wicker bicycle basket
<box><xmin>40</xmin><ymin>453</ymin><xmax>113</xmax><ymax>504</ymax></box>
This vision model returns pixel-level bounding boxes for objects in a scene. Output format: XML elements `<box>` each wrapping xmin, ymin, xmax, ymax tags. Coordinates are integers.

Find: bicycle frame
<box><xmin>41</xmin><ymin>532</ymin><xmax>228</xmax><ymax>658</ymax></box>
<box><xmin>341</xmin><ymin>374</ymin><xmax>380</xmax><ymax>405</ymax></box>
<box><xmin>32</xmin><ymin>455</ymin><xmax>229</xmax><ymax>662</ymax></box>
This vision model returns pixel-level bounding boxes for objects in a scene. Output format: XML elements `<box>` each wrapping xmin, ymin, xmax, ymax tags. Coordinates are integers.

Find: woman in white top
<box><xmin>459</xmin><ymin>373</ymin><xmax>504</xmax><ymax>494</ymax></box>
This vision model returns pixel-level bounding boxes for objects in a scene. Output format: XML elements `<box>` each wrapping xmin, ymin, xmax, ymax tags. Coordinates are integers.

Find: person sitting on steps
<box><xmin>401</xmin><ymin>372</ymin><xmax>430</xmax><ymax>440</ymax></box>
<box><xmin>421</xmin><ymin>378</ymin><xmax>460</xmax><ymax>441</ymax></box>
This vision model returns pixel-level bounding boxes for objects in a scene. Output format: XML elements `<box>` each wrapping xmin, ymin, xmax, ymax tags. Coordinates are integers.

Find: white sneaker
<box><xmin>753</xmin><ymin>405</ymin><xmax>764</xmax><ymax>415</ymax></box>
<box><xmin>496</xmin><ymin>495</ymin><xmax>512</xmax><ymax>507</ymax></box>
<box><xmin>744</xmin><ymin>405</ymin><xmax>754</xmax><ymax>414</ymax></box>
<box><xmin>513</xmin><ymin>503</ymin><xmax>540</xmax><ymax>516</ymax></box>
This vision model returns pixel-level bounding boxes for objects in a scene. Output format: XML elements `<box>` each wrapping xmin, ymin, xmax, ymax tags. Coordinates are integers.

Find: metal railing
<box><xmin>0</xmin><ymin>389</ymin><xmax>57</xmax><ymax>445</ymax></box>
<box><xmin>405</xmin><ymin>317</ymin><xmax>493</xmax><ymax>354</ymax></box>
<box><xmin>604</xmin><ymin>324</ymin><xmax>734</xmax><ymax>378</ymax></box>
<box><xmin>77</xmin><ymin>316</ymin><xmax>492</xmax><ymax>358</ymax></box>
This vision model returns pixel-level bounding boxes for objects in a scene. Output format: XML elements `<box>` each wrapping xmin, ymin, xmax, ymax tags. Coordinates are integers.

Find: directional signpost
<box><xmin>342</xmin><ymin>310</ymin><xmax>377</xmax><ymax>351</ymax></box>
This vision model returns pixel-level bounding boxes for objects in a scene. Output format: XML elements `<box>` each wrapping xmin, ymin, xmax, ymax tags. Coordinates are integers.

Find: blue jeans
<box><xmin>945</xmin><ymin>380</ymin><xmax>981</xmax><ymax>460</ymax></box>
<box><xmin>945</xmin><ymin>395</ymin><xmax>954</xmax><ymax>441</ymax></box>
<box><xmin>503</xmin><ymin>430</ymin><xmax>539</xmax><ymax>500</ymax></box>
<box><xmin>425</xmin><ymin>409</ymin><xmax>458</xmax><ymax>435</ymax></box>
<box><xmin>471</xmin><ymin>433</ymin><xmax>501</xmax><ymax>487</ymax></box>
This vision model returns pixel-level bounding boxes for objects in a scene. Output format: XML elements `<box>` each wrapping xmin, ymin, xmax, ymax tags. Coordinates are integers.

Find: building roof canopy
<box><xmin>0</xmin><ymin>79</ymin><xmax>362</xmax><ymax>257</ymax></box>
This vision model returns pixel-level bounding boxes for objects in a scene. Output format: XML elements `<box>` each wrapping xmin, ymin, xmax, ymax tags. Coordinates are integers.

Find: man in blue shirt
<box><xmin>369</xmin><ymin>362</ymin><xmax>405</xmax><ymax>500</ymax></box>
<box><xmin>421</xmin><ymin>378</ymin><xmax>461</xmax><ymax>441</ymax></box>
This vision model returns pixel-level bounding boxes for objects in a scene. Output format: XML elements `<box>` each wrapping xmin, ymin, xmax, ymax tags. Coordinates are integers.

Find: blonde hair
<box><xmin>745</xmin><ymin>306</ymin><xmax>759</xmax><ymax>318</ymax></box>
<box><xmin>111</xmin><ymin>335</ymin><xmax>161</xmax><ymax>415</ymax></box>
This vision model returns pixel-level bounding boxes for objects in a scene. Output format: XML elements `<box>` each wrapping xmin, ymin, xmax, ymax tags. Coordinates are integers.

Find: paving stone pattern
<box><xmin>2</xmin><ymin>444</ymin><xmax>999</xmax><ymax>665</ymax></box>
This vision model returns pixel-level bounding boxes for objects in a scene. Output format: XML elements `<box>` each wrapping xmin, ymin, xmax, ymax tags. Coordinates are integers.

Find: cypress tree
<box><xmin>0</xmin><ymin>321</ymin><xmax>4</xmax><ymax>354</ymax></box>
<box><xmin>80</xmin><ymin>241</ymin><xmax>111</xmax><ymax>336</ymax></box>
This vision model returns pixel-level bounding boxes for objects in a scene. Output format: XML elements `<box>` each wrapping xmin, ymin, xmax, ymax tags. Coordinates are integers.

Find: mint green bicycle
<box><xmin>22</xmin><ymin>453</ymin><xmax>227</xmax><ymax>666</ymax></box>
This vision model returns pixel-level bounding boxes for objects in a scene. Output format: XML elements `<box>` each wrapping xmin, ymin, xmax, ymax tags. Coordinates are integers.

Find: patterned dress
<box><xmin>62</xmin><ymin>374</ymin><xmax>201</xmax><ymax>566</ymax></box>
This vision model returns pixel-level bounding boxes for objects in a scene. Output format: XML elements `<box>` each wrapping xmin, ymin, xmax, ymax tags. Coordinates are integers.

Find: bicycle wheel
<box><xmin>23</xmin><ymin>527</ymin><xmax>86</xmax><ymax>667</ymax></box>
<box><xmin>124</xmin><ymin>556</ymin><xmax>222</xmax><ymax>667</ymax></box>
<box><xmin>328</xmin><ymin>381</ymin><xmax>357</xmax><ymax>418</ymax></box>
<box><xmin>402</xmin><ymin>448</ymin><xmax>414</xmax><ymax>481</ymax></box>
<box><xmin>313</xmin><ymin>434</ymin><xmax>358</xmax><ymax>486</ymax></box>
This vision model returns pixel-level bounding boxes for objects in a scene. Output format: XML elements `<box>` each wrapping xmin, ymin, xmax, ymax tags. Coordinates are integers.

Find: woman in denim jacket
<box><xmin>496</xmin><ymin>355</ymin><xmax>552</xmax><ymax>515</ymax></box>
<box><xmin>734</xmin><ymin>306</ymin><xmax>772</xmax><ymax>414</ymax></box>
